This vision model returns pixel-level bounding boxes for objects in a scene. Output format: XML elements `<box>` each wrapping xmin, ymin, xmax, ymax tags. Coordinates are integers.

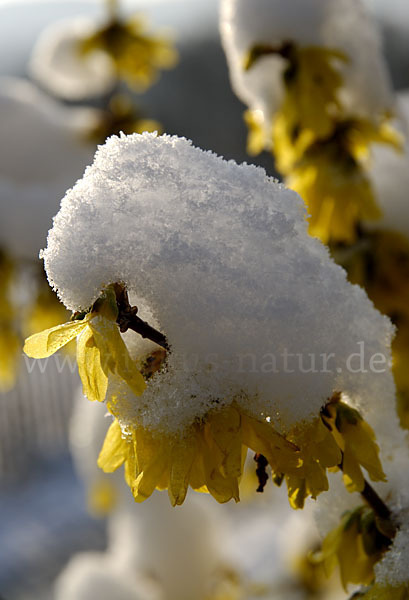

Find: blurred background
<box><xmin>0</xmin><ymin>0</ymin><xmax>408</xmax><ymax>598</ymax></box>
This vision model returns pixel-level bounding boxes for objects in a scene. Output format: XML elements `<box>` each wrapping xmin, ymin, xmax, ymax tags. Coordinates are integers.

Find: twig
<box><xmin>113</xmin><ymin>283</ymin><xmax>169</xmax><ymax>350</ymax></box>
<box><xmin>359</xmin><ymin>479</ymin><xmax>392</xmax><ymax>522</ymax></box>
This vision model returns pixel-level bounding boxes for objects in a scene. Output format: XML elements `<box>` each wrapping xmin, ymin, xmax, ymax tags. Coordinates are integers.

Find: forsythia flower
<box><xmin>320</xmin><ymin>395</ymin><xmax>386</xmax><ymax>493</ymax></box>
<box><xmin>243</xmin><ymin>40</ymin><xmax>402</xmax><ymax>244</ymax></box>
<box><xmin>87</xmin><ymin>477</ymin><xmax>118</xmax><ymax>516</ymax></box>
<box><xmin>316</xmin><ymin>506</ymin><xmax>392</xmax><ymax>590</ymax></box>
<box><xmin>99</xmin><ymin>403</ymin><xmax>303</xmax><ymax>506</ymax></box>
<box><xmin>99</xmin><ymin>390</ymin><xmax>385</xmax><ymax>508</ymax></box>
<box><xmin>293</xmin><ymin>549</ymin><xmax>333</xmax><ymax>595</ymax></box>
<box><xmin>287</xmin><ymin>142</ymin><xmax>379</xmax><ymax>244</ymax></box>
<box><xmin>37</xmin><ymin>133</ymin><xmax>394</xmax><ymax>508</ymax></box>
<box><xmin>0</xmin><ymin>326</ymin><xmax>20</xmax><ymax>392</ymax></box>
<box><xmin>284</xmin><ymin>416</ymin><xmax>342</xmax><ymax>509</ymax></box>
<box><xmin>0</xmin><ymin>253</ymin><xmax>20</xmax><ymax>391</ymax></box>
<box><xmin>284</xmin><ymin>120</ymin><xmax>402</xmax><ymax>244</ymax></box>
<box><xmin>23</xmin><ymin>285</ymin><xmax>145</xmax><ymax>403</ymax></box>
<box><xmin>79</xmin><ymin>14</ymin><xmax>177</xmax><ymax>91</ymax></box>
<box><xmin>244</xmin><ymin>44</ymin><xmax>346</xmax><ymax>145</ymax></box>
<box><xmin>244</xmin><ymin>109</ymin><xmax>269</xmax><ymax>156</ymax></box>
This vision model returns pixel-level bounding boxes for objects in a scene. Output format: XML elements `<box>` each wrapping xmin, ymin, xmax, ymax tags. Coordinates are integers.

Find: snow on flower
<box><xmin>29</xmin><ymin>14</ymin><xmax>177</xmax><ymax>102</ymax></box>
<box><xmin>29</xmin><ymin>18</ymin><xmax>116</xmax><ymax>101</ymax></box>
<box><xmin>26</xmin><ymin>132</ymin><xmax>397</xmax><ymax>506</ymax></box>
<box><xmin>220</xmin><ymin>0</ymin><xmax>394</xmax><ymax>129</ymax></box>
<box><xmin>220</xmin><ymin>0</ymin><xmax>402</xmax><ymax>245</ymax></box>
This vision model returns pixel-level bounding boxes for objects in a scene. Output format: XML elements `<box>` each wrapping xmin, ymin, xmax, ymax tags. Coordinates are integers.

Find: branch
<box><xmin>359</xmin><ymin>480</ymin><xmax>392</xmax><ymax>522</ymax></box>
<box><xmin>113</xmin><ymin>283</ymin><xmax>169</xmax><ymax>350</ymax></box>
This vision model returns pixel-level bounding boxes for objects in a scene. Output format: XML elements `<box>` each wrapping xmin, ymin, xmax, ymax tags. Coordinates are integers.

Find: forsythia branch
<box><xmin>113</xmin><ymin>282</ymin><xmax>169</xmax><ymax>350</ymax></box>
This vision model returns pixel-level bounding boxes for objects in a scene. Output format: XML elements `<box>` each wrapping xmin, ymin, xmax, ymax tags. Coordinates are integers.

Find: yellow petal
<box><xmin>24</xmin><ymin>319</ymin><xmax>87</xmax><ymax>358</ymax></box>
<box><xmin>77</xmin><ymin>326</ymin><xmax>108</xmax><ymax>402</ymax></box>
<box><xmin>342</xmin><ymin>446</ymin><xmax>365</xmax><ymax>492</ymax></box>
<box><xmin>241</xmin><ymin>413</ymin><xmax>301</xmax><ymax>475</ymax></box>
<box><xmin>198</xmin><ymin>430</ymin><xmax>240</xmax><ymax>503</ymax></box>
<box><xmin>98</xmin><ymin>419</ymin><xmax>128</xmax><ymax>473</ymax></box>
<box><xmin>168</xmin><ymin>435</ymin><xmax>197</xmax><ymax>506</ymax></box>
<box><xmin>337</xmin><ymin>520</ymin><xmax>375</xmax><ymax>589</ymax></box>
<box><xmin>90</xmin><ymin>316</ymin><xmax>146</xmax><ymax>396</ymax></box>
<box><xmin>286</xmin><ymin>475</ymin><xmax>308</xmax><ymax>509</ymax></box>
<box><xmin>124</xmin><ymin>438</ymin><xmax>138</xmax><ymax>488</ymax></box>
<box><xmin>132</xmin><ymin>452</ymin><xmax>168</xmax><ymax>503</ymax></box>
<box><xmin>343</xmin><ymin>421</ymin><xmax>386</xmax><ymax>484</ymax></box>
<box><xmin>207</xmin><ymin>406</ymin><xmax>243</xmax><ymax>480</ymax></box>
<box><xmin>131</xmin><ymin>427</ymin><xmax>168</xmax><ymax>502</ymax></box>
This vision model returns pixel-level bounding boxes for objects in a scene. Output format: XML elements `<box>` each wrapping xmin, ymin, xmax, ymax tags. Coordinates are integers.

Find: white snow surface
<box><xmin>374</xmin><ymin>513</ymin><xmax>409</xmax><ymax>587</ymax></box>
<box><xmin>44</xmin><ymin>132</ymin><xmax>395</xmax><ymax>434</ymax></box>
<box><xmin>220</xmin><ymin>0</ymin><xmax>394</xmax><ymax>126</ymax></box>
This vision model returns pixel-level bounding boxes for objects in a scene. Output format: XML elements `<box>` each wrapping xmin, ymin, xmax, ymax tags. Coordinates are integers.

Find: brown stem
<box><xmin>360</xmin><ymin>480</ymin><xmax>392</xmax><ymax>522</ymax></box>
<box><xmin>113</xmin><ymin>283</ymin><xmax>169</xmax><ymax>351</ymax></box>
<box><xmin>338</xmin><ymin>454</ymin><xmax>395</xmax><ymax>533</ymax></box>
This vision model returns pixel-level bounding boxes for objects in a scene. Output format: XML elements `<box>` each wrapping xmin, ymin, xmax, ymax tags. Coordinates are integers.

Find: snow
<box><xmin>374</xmin><ymin>515</ymin><xmax>409</xmax><ymax>586</ymax></box>
<box><xmin>43</xmin><ymin>132</ymin><xmax>395</xmax><ymax>435</ymax></box>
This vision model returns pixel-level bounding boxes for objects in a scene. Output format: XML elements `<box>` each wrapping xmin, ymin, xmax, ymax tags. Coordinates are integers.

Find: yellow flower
<box><xmin>293</xmin><ymin>549</ymin><xmax>331</xmax><ymax>595</ymax></box>
<box><xmin>79</xmin><ymin>15</ymin><xmax>177</xmax><ymax>91</ymax></box>
<box><xmin>244</xmin><ymin>41</ymin><xmax>402</xmax><ymax>244</ymax></box>
<box><xmin>283</xmin><ymin>46</ymin><xmax>346</xmax><ymax>137</ymax></box>
<box><xmin>87</xmin><ymin>477</ymin><xmax>118</xmax><ymax>516</ymax></box>
<box><xmin>273</xmin><ymin>396</ymin><xmax>385</xmax><ymax>507</ymax></box>
<box><xmin>245</xmin><ymin>44</ymin><xmax>346</xmax><ymax>143</ymax></box>
<box><xmin>99</xmin><ymin>402</ymin><xmax>305</xmax><ymax>506</ymax></box>
<box><xmin>0</xmin><ymin>253</ymin><xmax>20</xmax><ymax>391</ymax></box>
<box><xmin>317</xmin><ymin>506</ymin><xmax>392</xmax><ymax>590</ymax></box>
<box><xmin>321</xmin><ymin>396</ymin><xmax>386</xmax><ymax>493</ymax></box>
<box><xmin>244</xmin><ymin>109</ymin><xmax>269</xmax><ymax>156</ymax></box>
<box><xmin>23</xmin><ymin>285</ymin><xmax>145</xmax><ymax>403</ymax></box>
<box><xmin>284</xmin><ymin>416</ymin><xmax>342</xmax><ymax>509</ymax></box>
<box><xmin>99</xmin><ymin>388</ymin><xmax>385</xmax><ymax>507</ymax></box>
<box><xmin>282</xmin><ymin>118</ymin><xmax>402</xmax><ymax>244</ymax></box>
<box><xmin>287</xmin><ymin>142</ymin><xmax>380</xmax><ymax>244</ymax></box>
<box><xmin>272</xmin><ymin>108</ymin><xmax>315</xmax><ymax>174</ymax></box>
<box><xmin>0</xmin><ymin>325</ymin><xmax>20</xmax><ymax>392</ymax></box>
